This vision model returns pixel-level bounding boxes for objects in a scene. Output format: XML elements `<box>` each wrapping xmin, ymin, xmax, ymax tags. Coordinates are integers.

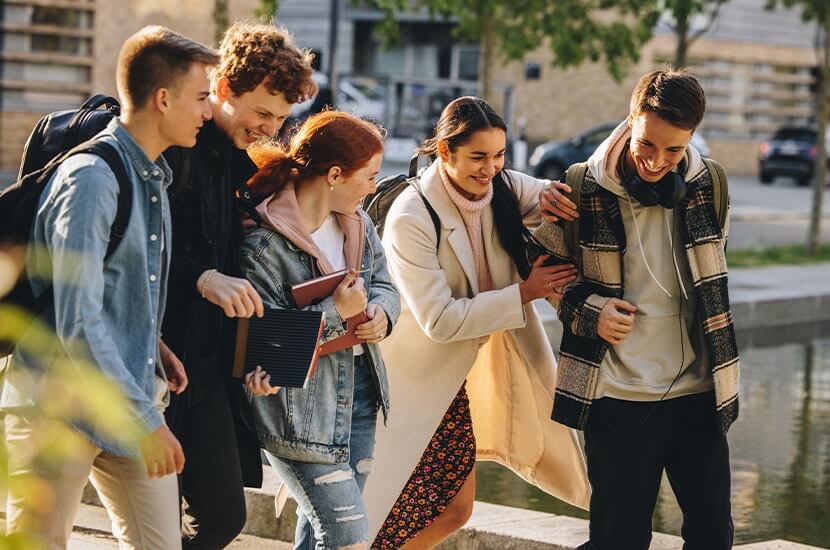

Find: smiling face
<box><xmin>330</xmin><ymin>152</ymin><xmax>383</xmax><ymax>214</ymax></box>
<box><xmin>626</xmin><ymin>111</ymin><xmax>692</xmax><ymax>183</ymax></box>
<box><xmin>439</xmin><ymin>127</ymin><xmax>506</xmax><ymax>200</ymax></box>
<box><xmin>213</xmin><ymin>77</ymin><xmax>293</xmax><ymax>149</ymax></box>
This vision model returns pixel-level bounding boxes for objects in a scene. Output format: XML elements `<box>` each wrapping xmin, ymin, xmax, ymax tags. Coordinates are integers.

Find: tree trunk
<box><xmin>478</xmin><ymin>17</ymin><xmax>496</xmax><ymax>103</ymax></box>
<box><xmin>808</xmin><ymin>23</ymin><xmax>829</xmax><ymax>255</ymax></box>
<box><xmin>674</xmin><ymin>3</ymin><xmax>691</xmax><ymax>68</ymax></box>
<box><xmin>214</xmin><ymin>0</ymin><xmax>229</xmax><ymax>45</ymax></box>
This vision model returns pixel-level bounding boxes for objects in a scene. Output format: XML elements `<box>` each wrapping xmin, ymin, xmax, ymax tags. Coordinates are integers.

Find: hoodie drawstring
<box><xmin>624</xmin><ymin>193</ymin><xmax>688</xmax><ymax>301</ymax></box>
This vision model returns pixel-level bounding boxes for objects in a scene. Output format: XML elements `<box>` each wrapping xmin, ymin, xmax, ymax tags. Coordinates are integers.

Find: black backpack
<box><xmin>0</xmin><ymin>95</ymin><xmax>131</xmax><ymax>357</ymax></box>
<box><xmin>362</xmin><ymin>154</ymin><xmax>441</xmax><ymax>246</ymax></box>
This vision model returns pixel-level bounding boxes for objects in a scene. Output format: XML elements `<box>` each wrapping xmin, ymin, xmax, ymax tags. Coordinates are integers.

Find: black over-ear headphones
<box><xmin>619</xmin><ymin>141</ymin><xmax>688</xmax><ymax>209</ymax></box>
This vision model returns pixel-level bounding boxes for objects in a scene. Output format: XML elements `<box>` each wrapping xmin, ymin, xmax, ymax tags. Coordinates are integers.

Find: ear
<box><xmin>215</xmin><ymin>77</ymin><xmax>233</xmax><ymax>103</ymax></box>
<box><xmin>152</xmin><ymin>87</ymin><xmax>171</xmax><ymax>114</ymax></box>
<box><xmin>626</xmin><ymin>114</ymin><xmax>633</xmax><ymax>128</ymax></box>
<box><xmin>437</xmin><ymin>140</ymin><xmax>451</xmax><ymax>162</ymax></box>
<box><xmin>327</xmin><ymin>165</ymin><xmax>342</xmax><ymax>186</ymax></box>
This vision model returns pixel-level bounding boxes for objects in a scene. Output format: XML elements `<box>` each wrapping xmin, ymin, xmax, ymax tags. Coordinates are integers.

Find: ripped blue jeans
<box><xmin>265</xmin><ymin>354</ymin><xmax>379</xmax><ymax>550</ymax></box>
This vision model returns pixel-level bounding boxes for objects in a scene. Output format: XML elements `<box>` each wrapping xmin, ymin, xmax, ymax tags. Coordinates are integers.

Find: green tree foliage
<box><xmin>257</xmin><ymin>0</ymin><xmax>280</xmax><ymax>20</ymax></box>
<box><xmin>0</xmin><ymin>245</ymin><xmax>145</xmax><ymax>548</ymax></box>
<box><xmin>364</xmin><ymin>0</ymin><xmax>659</xmax><ymax>101</ymax></box>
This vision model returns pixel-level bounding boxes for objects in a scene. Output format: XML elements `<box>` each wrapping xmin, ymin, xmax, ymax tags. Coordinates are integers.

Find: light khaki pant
<box><xmin>4</xmin><ymin>378</ymin><xmax>180</xmax><ymax>550</ymax></box>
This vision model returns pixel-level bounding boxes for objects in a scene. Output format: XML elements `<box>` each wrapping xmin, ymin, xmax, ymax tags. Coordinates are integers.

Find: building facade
<box><xmin>0</xmin><ymin>0</ymin><xmax>260</xmax><ymax>182</ymax></box>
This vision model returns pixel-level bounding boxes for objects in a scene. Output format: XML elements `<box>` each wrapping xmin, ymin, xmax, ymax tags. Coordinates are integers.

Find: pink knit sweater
<box><xmin>439</xmin><ymin>162</ymin><xmax>495</xmax><ymax>292</ymax></box>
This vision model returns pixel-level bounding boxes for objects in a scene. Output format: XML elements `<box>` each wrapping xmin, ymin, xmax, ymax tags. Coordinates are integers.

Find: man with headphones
<box><xmin>535</xmin><ymin>69</ymin><xmax>740</xmax><ymax>550</ymax></box>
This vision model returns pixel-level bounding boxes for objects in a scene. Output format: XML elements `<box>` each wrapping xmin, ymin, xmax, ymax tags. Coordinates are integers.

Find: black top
<box><xmin>162</xmin><ymin>120</ymin><xmax>258</xmax><ymax>384</ymax></box>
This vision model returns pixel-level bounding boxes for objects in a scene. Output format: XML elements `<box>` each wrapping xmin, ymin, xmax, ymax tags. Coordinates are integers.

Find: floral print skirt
<box><xmin>373</xmin><ymin>383</ymin><xmax>476</xmax><ymax>548</ymax></box>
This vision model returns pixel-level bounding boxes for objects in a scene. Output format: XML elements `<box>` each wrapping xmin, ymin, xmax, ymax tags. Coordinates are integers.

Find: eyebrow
<box><xmin>640</xmin><ymin>139</ymin><xmax>685</xmax><ymax>149</ymax></box>
<box><xmin>471</xmin><ymin>149</ymin><xmax>506</xmax><ymax>155</ymax></box>
<box><xmin>255</xmin><ymin>106</ymin><xmax>277</xmax><ymax>117</ymax></box>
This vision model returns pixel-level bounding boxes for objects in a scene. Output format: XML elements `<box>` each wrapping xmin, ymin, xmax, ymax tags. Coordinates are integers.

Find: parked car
<box><xmin>759</xmin><ymin>126</ymin><xmax>829</xmax><ymax>187</ymax></box>
<box><xmin>289</xmin><ymin>73</ymin><xmax>386</xmax><ymax>123</ymax></box>
<box><xmin>528</xmin><ymin>121</ymin><xmax>711</xmax><ymax>180</ymax></box>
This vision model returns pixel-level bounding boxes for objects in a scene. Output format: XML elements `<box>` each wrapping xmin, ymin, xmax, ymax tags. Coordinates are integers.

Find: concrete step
<box><xmin>70</xmin><ymin>501</ymin><xmax>290</xmax><ymax>549</ymax></box>
<box><xmin>76</xmin><ymin>466</ymin><xmax>829</xmax><ymax>550</ymax></box>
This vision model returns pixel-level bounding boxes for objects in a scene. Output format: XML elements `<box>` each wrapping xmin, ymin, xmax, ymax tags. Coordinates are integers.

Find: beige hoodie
<box><xmin>586</xmin><ymin>121</ymin><xmax>713</xmax><ymax>401</ymax></box>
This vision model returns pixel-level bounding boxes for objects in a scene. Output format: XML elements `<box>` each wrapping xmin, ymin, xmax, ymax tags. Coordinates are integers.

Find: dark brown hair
<box><xmin>629</xmin><ymin>69</ymin><xmax>707</xmax><ymax>130</ymax></box>
<box><xmin>212</xmin><ymin>22</ymin><xmax>318</xmax><ymax>104</ymax></box>
<box><xmin>116</xmin><ymin>25</ymin><xmax>219</xmax><ymax>110</ymax></box>
<box><xmin>247</xmin><ymin>110</ymin><xmax>384</xmax><ymax>199</ymax></box>
<box><xmin>422</xmin><ymin>96</ymin><xmax>532</xmax><ymax>279</ymax></box>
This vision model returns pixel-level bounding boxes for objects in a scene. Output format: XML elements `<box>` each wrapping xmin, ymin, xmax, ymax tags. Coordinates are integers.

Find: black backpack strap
<box><xmin>68</xmin><ymin>141</ymin><xmax>133</xmax><ymax>259</ymax></box>
<box><xmin>408</xmin><ymin>154</ymin><xmax>420</xmax><ymax>178</ymax></box>
<box><xmin>79</xmin><ymin>94</ymin><xmax>119</xmax><ymax>111</ymax></box>
<box><xmin>412</xmin><ymin>184</ymin><xmax>441</xmax><ymax>249</ymax></box>
<box><xmin>64</xmin><ymin>95</ymin><xmax>119</xmax><ymax>153</ymax></box>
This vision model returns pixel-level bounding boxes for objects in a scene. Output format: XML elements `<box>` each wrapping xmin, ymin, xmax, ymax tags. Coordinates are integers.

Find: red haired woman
<box><xmin>238</xmin><ymin>111</ymin><xmax>400</xmax><ymax>550</ymax></box>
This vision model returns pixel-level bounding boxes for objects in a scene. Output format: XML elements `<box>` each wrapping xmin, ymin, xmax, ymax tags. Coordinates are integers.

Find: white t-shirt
<box><xmin>311</xmin><ymin>214</ymin><xmax>364</xmax><ymax>355</ymax></box>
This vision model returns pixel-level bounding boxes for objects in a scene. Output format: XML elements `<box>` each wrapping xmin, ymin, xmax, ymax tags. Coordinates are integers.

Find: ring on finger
<box><xmin>551</xmin><ymin>199</ymin><xmax>557</xmax><ymax>207</ymax></box>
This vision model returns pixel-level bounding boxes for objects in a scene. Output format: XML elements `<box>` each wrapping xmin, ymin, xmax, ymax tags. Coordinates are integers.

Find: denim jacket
<box><xmin>1</xmin><ymin>119</ymin><xmax>172</xmax><ymax>456</ymax></box>
<box><xmin>238</xmin><ymin>209</ymin><xmax>399</xmax><ymax>464</ymax></box>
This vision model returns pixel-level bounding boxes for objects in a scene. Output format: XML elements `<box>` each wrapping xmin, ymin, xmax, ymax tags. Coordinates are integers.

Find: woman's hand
<box><xmin>355</xmin><ymin>303</ymin><xmax>389</xmax><ymax>344</ymax></box>
<box><xmin>539</xmin><ymin>180</ymin><xmax>578</xmax><ymax>222</ymax></box>
<box><xmin>244</xmin><ymin>366</ymin><xmax>280</xmax><ymax>397</ymax></box>
<box><xmin>519</xmin><ymin>256</ymin><xmax>578</xmax><ymax>304</ymax></box>
<box><xmin>333</xmin><ymin>269</ymin><xmax>368</xmax><ymax>320</ymax></box>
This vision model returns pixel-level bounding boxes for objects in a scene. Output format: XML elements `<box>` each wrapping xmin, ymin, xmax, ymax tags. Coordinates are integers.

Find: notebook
<box><xmin>232</xmin><ymin>308</ymin><xmax>324</xmax><ymax>389</ymax></box>
<box><xmin>291</xmin><ymin>270</ymin><xmax>369</xmax><ymax>356</ymax></box>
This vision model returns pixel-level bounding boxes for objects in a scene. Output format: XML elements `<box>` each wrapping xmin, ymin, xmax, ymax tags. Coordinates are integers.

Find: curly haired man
<box><xmin>160</xmin><ymin>21</ymin><xmax>317</xmax><ymax>548</ymax></box>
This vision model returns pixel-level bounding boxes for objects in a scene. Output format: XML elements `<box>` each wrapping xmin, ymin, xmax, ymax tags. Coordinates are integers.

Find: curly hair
<box><xmin>212</xmin><ymin>22</ymin><xmax>318</xmax><ymax>104</ymax></box>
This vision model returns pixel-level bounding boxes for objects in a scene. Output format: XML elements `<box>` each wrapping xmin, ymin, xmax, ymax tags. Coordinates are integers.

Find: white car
<box><xmin>290</xmin><ymin>73</ymin><xmax>386</xmax><ymax>124</ymax></box>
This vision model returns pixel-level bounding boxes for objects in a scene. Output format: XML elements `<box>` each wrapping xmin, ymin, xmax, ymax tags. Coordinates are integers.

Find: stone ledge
<box><xmin>80</xmin><ymin>468</ymin><xmax>827</xmax><ymax>549</ymax></box>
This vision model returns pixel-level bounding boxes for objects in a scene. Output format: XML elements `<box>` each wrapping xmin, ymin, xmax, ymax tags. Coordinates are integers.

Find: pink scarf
<box><xmin>439</xmin><ymin>162</ymin><xmax>495</xmax><ymax>292</ymax></box>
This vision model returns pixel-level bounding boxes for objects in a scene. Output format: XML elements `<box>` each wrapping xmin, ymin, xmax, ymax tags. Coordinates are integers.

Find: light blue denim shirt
<box><xmin>1</xmin><ymin>119</ymin><xmax>173</xmax><ymax>455</ymax></box>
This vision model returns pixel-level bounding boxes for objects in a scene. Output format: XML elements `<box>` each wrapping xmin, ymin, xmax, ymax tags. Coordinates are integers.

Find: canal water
<box><xmin>475</xmin><ymin>321</ymin><xmax>830</xmax><ymax>547</ymax></box>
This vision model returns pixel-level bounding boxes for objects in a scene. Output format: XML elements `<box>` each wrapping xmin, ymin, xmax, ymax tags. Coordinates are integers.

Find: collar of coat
<box><xmin>418</xmin><ymin>160</ymin><xmax>520</xmax><ymax>296</ymax></box>
<box><xmin>548</xmin><ymin>165</ymin><xmax>740</xmax><ymax>434</ymax></box>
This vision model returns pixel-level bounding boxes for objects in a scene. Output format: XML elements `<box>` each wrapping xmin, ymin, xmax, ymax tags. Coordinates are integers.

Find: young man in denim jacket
<box><xmin>160</xmin><ymin>22</ymin><xmax>318</xmax><ymax>548</ymax></box>
<box><xmin>1</xmin><ymin>26</ymin><xmax>217</xmax><ymax>549</ymax></box>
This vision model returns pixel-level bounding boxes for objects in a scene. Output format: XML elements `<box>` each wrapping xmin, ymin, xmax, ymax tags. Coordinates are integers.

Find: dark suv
<box><xmin>759</xmin><ymin>127</ymin><xmax>826</xmax><ymax>186</ymax></box>
<box><xmin>528</xmin><ymin>122</ymin><xmax>710</xmax><ymax>181</ymax></box>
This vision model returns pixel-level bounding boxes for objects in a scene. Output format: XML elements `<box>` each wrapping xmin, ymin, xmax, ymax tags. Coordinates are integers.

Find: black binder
<box><xmin>232</xmin><ymin>308</ymin><xmax>324</xmax><ymax>389</ymax></box>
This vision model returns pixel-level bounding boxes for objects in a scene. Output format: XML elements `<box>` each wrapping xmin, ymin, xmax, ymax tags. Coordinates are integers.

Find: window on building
<box><xmin>457</xmin><ymin>48</ymin><xmax>479</xmax><ymax>82</ymax></box>
<box><xmin>31</xmin><ymin>6</ymin><xmax>92</xmax><ymax>29</ymax></box>
<box><xmin>30</xmin><ymin>34</ymin><xmax>90</xmax><ymax>55</ymax></box>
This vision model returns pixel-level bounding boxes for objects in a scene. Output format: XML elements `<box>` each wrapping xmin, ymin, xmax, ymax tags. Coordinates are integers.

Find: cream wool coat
<box><xmin>364</xmin><ymin>161</ymin><xmax>590</xmax><ymax>539</ymax></box>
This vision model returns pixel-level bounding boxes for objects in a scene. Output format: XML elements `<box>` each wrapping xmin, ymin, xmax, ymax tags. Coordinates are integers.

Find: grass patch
<box><xmin>727</xmin><ymin>243</ymin><xmax>830</xmax><ymax>268</ymax></box>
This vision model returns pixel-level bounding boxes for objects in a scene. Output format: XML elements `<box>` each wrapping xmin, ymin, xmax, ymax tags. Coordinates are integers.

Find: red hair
<box><xmin>247</xmin><ymin>111</ymin><xmax>384</xmax><ymax>199</ymax></box>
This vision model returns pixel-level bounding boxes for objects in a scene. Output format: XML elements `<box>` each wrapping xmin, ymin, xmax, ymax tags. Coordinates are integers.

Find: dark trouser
<box><xmin>579</xmin><ymin>391</ymin><xmax>733</xmax><ymax>550</ymax></box>
<box><xmin>166</xmin><ymin>381</ymin><xmax>247</xmax><ymax>549</ymax></box>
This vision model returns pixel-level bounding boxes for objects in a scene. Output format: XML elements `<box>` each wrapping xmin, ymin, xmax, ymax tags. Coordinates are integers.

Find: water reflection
<box><xmin>475</xmin><ymin>321</ymin><xmax>830</xmax><ymax>547</ymax></box>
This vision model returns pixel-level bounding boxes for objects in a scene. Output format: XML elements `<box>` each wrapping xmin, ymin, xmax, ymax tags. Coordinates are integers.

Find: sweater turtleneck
<box><xmin>439</xmin><ymin>162</ymin><xmax>495</xmax><ymax>292</ymax></box>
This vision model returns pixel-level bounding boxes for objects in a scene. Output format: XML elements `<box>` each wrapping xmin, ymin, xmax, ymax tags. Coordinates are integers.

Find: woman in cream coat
<box><xmin>365</xmin><ymin>97</ymin><xmax>590</xmax><ymax>549</ymax></box>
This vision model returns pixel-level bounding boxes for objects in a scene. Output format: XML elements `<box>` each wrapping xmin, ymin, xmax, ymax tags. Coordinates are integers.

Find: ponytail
<box><xmin>492</xmin><ymin>172</ymin><xmax>531</xmax><ymax>279</ymax></box>
<box><xmin>245</xmin><ymin>150</ymin><xmax>305</xmax><ymax>202</ymax></box>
